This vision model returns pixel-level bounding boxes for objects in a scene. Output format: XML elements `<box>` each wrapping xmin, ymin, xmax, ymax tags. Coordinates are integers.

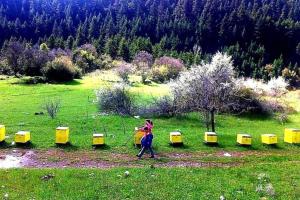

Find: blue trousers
<box><xmin>138</xmin><ymin>146</ymin><xmax>155</xmax><ymax>158</ymax></box>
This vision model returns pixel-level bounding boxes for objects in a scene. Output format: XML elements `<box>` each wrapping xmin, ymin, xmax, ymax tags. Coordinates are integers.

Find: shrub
<box><xmin>236</xmin><ymin>77</ymin><xmax>288</xmax><ymax>97</ymax></box>
<box><xmin>42</xmin><ymin>99</ymin><xmax>61</xmax><ymax>119</ymax></box>
<box><xmin>99</xmin><ymin>54</ymin><xmax>114</xmax><ymax>69</ymax></box>
<box><xmin>116</xmin><ymin>63</ymin><xmax>132</xmax><ymax>83</ymax></box>
<box><xmin>73</xmin><ymin>44</ymin><xmax>101</xmax><ymax>73</ymax></box>
<box><xmin>267</xmin><ymin>77</ymin><xmax>288</xmax><ymax>96</ymax></box>
<box><xmin>42</xmin><ymin>56</ymin><xmax>78</xmax><ymax>82</ymax></box>
<box><xmin>21</xmin><ymin>76</ymin><xmax>46</xmax><ymax>84</ymax></box>
<box><xmin>133</xmin><ymin>51</ymin><xmax>154</xmax><ymax>70</ymax></box>
<box><xmin>282</xmin><ymin>68</ymin><xmax>299</xmax><ymax>87</ymax></box>
<box><xmin>96</xmin><ymin>83</ymin><xmax>134</xmax><ymax>115</ymax></box>
<box><xmin>151</xmin><ymin>56</ymin><xmax>185</xmax><ymax>83</ymax></box>
<box><xmin>23</xmin><ymin>46</ymin><xmax>52</xmax><ymax>76</ymax></box>
<box><xmin>137</xmin><ymin>96</ymin><xmax>178</xmax><ymax>117</ymax></box>
<box><xmin>0</xmin><ymin>59</ymin><xmax>11</xmax><ymax>75</ymax></box>
<box><xmin>3</xmin><ymin>40</ymin><xmax>25</xmax><ymax>75</ymax></box>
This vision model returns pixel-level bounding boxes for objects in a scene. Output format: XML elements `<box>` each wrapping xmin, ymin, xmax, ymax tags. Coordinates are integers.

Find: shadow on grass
<box><xmin>58</xmin><ymin>80</ymin><xmax>82</xmax><ymax>86</ymax></box>
<box><xmin>92</xmin><ymin>144</ymin><xmax>111</xmax><ymax>150</ymax></box>
<box><xmin>55</xmin><ymin>142</ymin><xmax>78</xmax><ymax>151</ymax></box>
<box><xmin>262</xmin><ymin>144</ymin><xmax>283</xmax><ymax>149</ymax></box>
<box><xmin>204</xmin><ymin>142</ymin><xmax>221</xmax><ymax>148</ymax></box>
<box><xmin>15</xmin><ymin>142</ymin><xmax>36</xmax><ymax>149</ymax></box>
<box><xmin>0</xmin><ymin>141</ymin><xmax>11</xmax><ymax>149</ymax></box>
<box><xmin>236</xmin><ymin>144</ymin><xmax>258</xmax><ymax>150</ymax></box>
<box><xmin>284</xmin><ymin>143</ymin><xmax>300</xmax><ymax>148</ymax></box>
<box><xmin>236</xmin><ymin>112</ymin><xmax>273</xmax><ymax>121</ymax></box>
<box><xmin>169</xmin><ymin>143</ymin><xmax>190</xmax><ymax>149</ymax></box>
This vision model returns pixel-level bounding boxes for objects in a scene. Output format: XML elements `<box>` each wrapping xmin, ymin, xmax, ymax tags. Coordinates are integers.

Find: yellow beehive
<box><xmin>15</xmin><ymin>131</ymin><xmax>31</xmax><ymax>144</ymax></box>
<box><xmin>170</xmin><ymin>131</ymin><xmax>183</xmax><ymax>144</ymax></box>
<box><xmin>204</xmin><ymin>132</ymin><xmax>218</xmax><ymax>144</ymax></box>
<box><xmin>284</xmin><ymin>128</ymin><xmax>300</xmax><ymax>144</ymax></box>
<box><xmin>261</xmin><ymin>134</ymin><xmax>277</xmax><ymax>145</ymax></box>
<box><xmin>93</xmin><ymin>133</ymin><xmax>105</xmax><ymax>146</ymax></box>
<box><xmin>56</xmin><ymin>127</ymin><xmax>69</xmax><ymax>144</ymax></box>
<box><xmin>0</xmin><ymin>125</ymin><xmax>5</xmax><ymax>142</ymax></box>
<box><xmin>237</xmin><ymin>134</ymin><xmax>252</xmax><ymax>145</ymax></box>
<box><xmin>134</xmin><ymin>127</ymin><xmax>145</xmax><ymax>145</ymax></box>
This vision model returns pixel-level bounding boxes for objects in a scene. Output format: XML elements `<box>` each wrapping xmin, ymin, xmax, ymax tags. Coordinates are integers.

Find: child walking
<box><xmin>137</xmin><ymin>126</ymin><xmax>155</xmax><ymax>159</ymax></box>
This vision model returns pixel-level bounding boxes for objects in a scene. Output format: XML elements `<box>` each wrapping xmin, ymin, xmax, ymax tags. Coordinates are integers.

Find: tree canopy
<box><xmin>0</xmin><ymin>0</ymin><xmax>299</xmax><ymax>78</ymax></box>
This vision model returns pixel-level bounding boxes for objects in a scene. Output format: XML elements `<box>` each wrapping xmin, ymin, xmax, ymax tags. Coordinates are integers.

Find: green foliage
<box><xmin>42</xmin><ymin>56</ymin><xmax>80</xmax><ymax>82</ymax></box>
<box><xmin>39</xmin><ymin>43</ymin><xmax>49</xmax><ymax>51</ymax></box>
<box><xmin>73</xmin><ymin>44</ymin><xmax>101</xmax><ymax>73</ymax></box>
<box><xmin>0</xmin><ymin>0</ymin><xmax>300</xmax><ymax>78</ymax></box>
<box><xmin>105</xmin><ymin>38</ymin><xmax>119</xmax><ymax>59</ymax></box>
<box><xmin>151</xmin><ymin>56</ymin><xmax>185</xmax><ymax>83</ymax></box>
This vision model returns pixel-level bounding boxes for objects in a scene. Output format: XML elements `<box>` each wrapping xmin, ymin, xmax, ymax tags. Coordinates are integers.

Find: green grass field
<box><xmin>1</xmin><ymin>161</ymin><xmax>300</xmax><ymax>199</ymax></box>
<box><xmin>1</xmin><ymin>72</ymin><xmax>300</xmax><ymax>199</ymax></box>
<box><xmin>0</xmin><ymin>74</ymin><xmax>299</xmax><ymax>153</ymax></box>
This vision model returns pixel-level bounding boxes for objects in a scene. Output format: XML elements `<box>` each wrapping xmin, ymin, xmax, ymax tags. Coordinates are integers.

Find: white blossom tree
<box><xmin>170</xmin><ymin>52</ymin><xmax>236</xmax><ymax>132</ymax></box>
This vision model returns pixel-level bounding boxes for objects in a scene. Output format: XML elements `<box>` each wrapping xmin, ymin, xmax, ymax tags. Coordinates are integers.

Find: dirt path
<box><xmin>0</xmin><ymin>148</ymin><xmax>272</xmax><ymax>169</ymax></box>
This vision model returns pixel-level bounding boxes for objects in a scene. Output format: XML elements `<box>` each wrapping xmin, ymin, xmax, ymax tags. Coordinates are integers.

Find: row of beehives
<box><xmin>0</xmin><ymin>126</ymin><xmax>104</xmax><ymax>146</ymax></box>
<box><xmin>167</xmin><ymin>128</ymin><xmax>300</xmax><ymax>146</ymax></box>
<box><xmin>0</xmin><ymin>125</ymin><xmax>300</xmax><ymax>146</ymax></box>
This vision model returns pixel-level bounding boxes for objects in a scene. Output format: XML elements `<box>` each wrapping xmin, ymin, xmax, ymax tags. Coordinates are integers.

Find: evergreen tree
<box><xmin>118</xmin><ymin>37</ymin><xmax>130</xmax><ymax>62</ymax></box>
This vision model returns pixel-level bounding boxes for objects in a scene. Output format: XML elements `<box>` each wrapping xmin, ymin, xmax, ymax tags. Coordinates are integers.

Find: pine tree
<box><xmin>118</xmin><ymin>37</ymin><xmax>130</xmax><ymax>62</ymax></box>
<box><xmin>105</xmin><ymin>38</ymin><xmax>118</xmax><ymax>59</ymax></box>
<box><xmin>65</xmin><ymin>35</ymin><xmax>74</xmax><ymax>49</ymax></box>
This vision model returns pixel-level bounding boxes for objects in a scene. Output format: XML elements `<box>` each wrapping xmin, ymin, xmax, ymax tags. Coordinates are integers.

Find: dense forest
<box><xmin>0</xmin><ymin>0</ymin><xmax>299</xmax><ymax>79</ymax></box>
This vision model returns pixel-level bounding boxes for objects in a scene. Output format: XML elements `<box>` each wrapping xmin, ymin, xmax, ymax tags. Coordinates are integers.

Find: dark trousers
<box><xmin>138</xmin><ymin>146</ymin><xmax>155</xmax><ymax>158</ymax></box>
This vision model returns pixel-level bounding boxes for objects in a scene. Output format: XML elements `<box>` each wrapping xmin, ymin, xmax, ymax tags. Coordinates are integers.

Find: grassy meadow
<box><xmin>0</xmin><ymin>72</ymin><xmax>299</xmax><ymax>153</ymax></box>
<box><xmin>1</xmin><ymin>72</ymin><xmax>300</xmax><ymax>199</ymax></box>
<box><xmin>1</xmin><ymin>161</ymin><xmax>300</xmax><ymax>199</ymax></box>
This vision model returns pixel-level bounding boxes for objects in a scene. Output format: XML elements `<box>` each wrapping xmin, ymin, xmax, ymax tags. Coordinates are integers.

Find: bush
<box><xmin>21</xmin><ymin>76</ymin><xmax>46</xmax><ymax>84</ymax></box>
<box><xmin>151</xmin><ymin>56</ymin><xmax>185</xmax><ymax>83</ymax></box>
<box><xmin>133</xmin><ymin>51</ymin><xmax>154</xmax><ymax>70</ymax></box>
<box><xmin>96</xmin><ymin>83</ymin><xmax>134</xmax><ymax>115</ymax></box>
<box><xmin>42</xmin><ymin>56</ymin><xmax>79</xmax><ymax>82</ymax></box>
<box><xmin>0</xmin><ymin>59</ymin><xmax>12</xmax><ymax>75</ymax></box>
<box><xmin>99</xmin><ymin>54</ymin><xmax>114</xmax><ymax>69</ymax></box>
<box><xmin>267</xmin><ymin>77</ymin><xmax>288</xmax><ymax>96</ymax></box>
<box><xmin>235</xmin><ymin>77</ymin><xmax>288</xmax><ymax>97</ymax></box>
<box><xmin>42</xmin><ymin>99</ymin><xmax>61</xmax><ymax>119</ymax></box>
<box><xmin>23</xmin><ymin>46</ymin><xmax>52</xmax><ymax>76</ymax></box>
<box><xmin>73</xmin><ymin>44</ymin><xmax>101</xmax><ymax>73</ymax></box>
<box><xmin>116</xmin><ymin>63</ymin><xmax>132</xmax><ymax>83</ymax></box>
<box><xmin>137</xmin><ymin>96</ymin><xmax>178</xmax><ymax>117</ymax></box>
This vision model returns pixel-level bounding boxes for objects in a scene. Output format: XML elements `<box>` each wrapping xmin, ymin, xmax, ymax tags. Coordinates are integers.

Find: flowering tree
<box><xmin>170</xmin><ymin>52</ymin><xmax>236</xmax><ymax>132</ymax></box>
<box><xmin>152</xmin><ymin>56</ymin><xmax>185</xmax><ymax>83</ymax></box>
<box><xmin>133</xmin><ymin>51</ymin><xmax>154</xmax><ymax>83</ymax></box>
<box><xmin>133</xmin><ymin>51</ymin><xmax>154</xmax><ymax>69</ymax></box>
<box><xmin>3</xmin><ymin>40</ymin><xmax>25</xmax><ymax>75</ymax></box>
<box><xmin>116</xmin><ymin>63</ymin><xmax>133</xmax><ymax>83</ymax></box>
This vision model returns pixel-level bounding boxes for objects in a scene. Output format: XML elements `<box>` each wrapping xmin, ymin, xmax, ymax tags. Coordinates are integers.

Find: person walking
<box><xmin>137</xmin><ymin>126</ymin><xmax>155</xmax><ymax>159</ymax></box>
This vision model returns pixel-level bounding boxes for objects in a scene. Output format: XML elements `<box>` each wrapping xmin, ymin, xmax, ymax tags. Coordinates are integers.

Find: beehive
<box><xmin>284</xmin><ymin>128</ymin><xmax>300</xmax><ymax>144</ymax></box>
<box><xmin>204</xmin><ymin>132</ymin><xmax>218</xmax><ymax>144</ymax></box>
<box><xmin>170</xmin><ymin>131</ymin><xmax>183</xmax><ymax>144</ymax></box>
<box><xmin>56</xmin><ymin>127</ymin><xmax>69</xmax><ymax>144</ymax></box>
<box><xmin>93</xmin><ymin>133</ymin><xmax>105</xmax><ymax>146</ymax></box>
<box><xmin>261</xmin><ymin>134</ymin><xmax>277</xmax><ymax>145</ymax></box>
<box><xmin>0</xmin><ymin>125</ymin><xmax>5</xmax><ymax>142</ymax></box>
<box><xmin>237</xmin><ymin>134</ymin><xmax>252</xmax><ymax>145</ymax></box>
<box><xmin>134</xmin><ymin>127</ymin><xmax>145</xmax><ymax>145</ymax></box>
<box><xmin>15</xmin><ymin>131</ymin><xmax>31</xmax><ymax>144</ymax></box>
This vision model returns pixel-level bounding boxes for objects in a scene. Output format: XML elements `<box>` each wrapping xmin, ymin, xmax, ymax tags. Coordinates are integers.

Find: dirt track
<box><xmin>0</xmin><ymin>148</ymin><xmax>271</xmax><ymax>169</ymax></box>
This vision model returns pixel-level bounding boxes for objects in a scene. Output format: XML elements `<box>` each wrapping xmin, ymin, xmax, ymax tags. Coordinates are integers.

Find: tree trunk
<box><xmin>210</xmin><ymin>109</ymin><xmax>215</xmax><ymax>132</ymax></box>
<box><xmin>205</xmin><ymin>111</ymin><xmax>210</xmax><ymax>131</ymax></box>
